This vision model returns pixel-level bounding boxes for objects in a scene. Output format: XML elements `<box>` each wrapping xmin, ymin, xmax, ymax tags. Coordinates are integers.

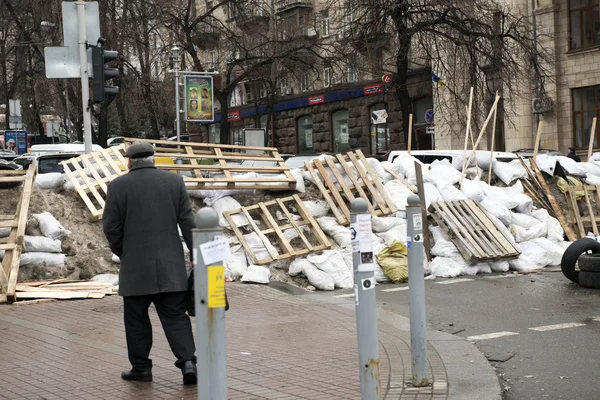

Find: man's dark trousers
<box><xmin>123</xmin><ymin>291</ymin><xmax>196</xmax><ymax>371</ymax></box>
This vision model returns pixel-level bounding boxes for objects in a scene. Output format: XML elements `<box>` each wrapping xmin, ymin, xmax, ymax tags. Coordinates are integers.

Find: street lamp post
<box><xmin>172</xmin><ymin>46</ymin><xmax>181</xmax><ymax>143</ymax></box>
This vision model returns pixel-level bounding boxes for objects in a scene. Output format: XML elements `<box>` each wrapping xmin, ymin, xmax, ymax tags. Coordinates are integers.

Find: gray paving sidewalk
<box><xmin>0</xmin><ymin>282</ymin><xmax>500</xmax><ymax>399</ymax></box>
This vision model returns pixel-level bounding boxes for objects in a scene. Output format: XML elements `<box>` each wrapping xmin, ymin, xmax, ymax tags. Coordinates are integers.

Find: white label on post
<box><xmin>412</xmin><ymin>213</ymin><xmax>423</xmax><ymax>231</ymax></box>
<box><xmin>200</xmin><ymin>238</ymin><xmax>231</xmax><ymax>266</ymax></box>
<box><xmin>354</xmin><ymin>284</ymin><xmax>359</xmax><ymax>306</ymax></box>
<box><xmin>356</xmin><ymin>214</ymin><xmax>374</xmax><ymax>272</ymax></box>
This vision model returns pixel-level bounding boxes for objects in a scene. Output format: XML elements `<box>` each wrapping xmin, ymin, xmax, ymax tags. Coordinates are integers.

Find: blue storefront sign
<box><xmin>5</xmin><ymin>130</ymin><xmax>27</xmax><ymax>154</ymax></box>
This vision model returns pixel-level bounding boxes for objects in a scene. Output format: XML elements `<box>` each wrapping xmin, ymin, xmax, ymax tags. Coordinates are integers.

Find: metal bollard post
<box><xmin>350</xmin><ymin>198</ymin><xmax>381</xmax><ymax>400</ymax></box>
<box><xmin>193</xmin><ymin>207</ymin><xmax>228</xmax><ymax>400</ymax></box>
<box><xmin>406</xmin><ymin>195</ymin><xmax>429</xmax><ymax>387</ymax></box>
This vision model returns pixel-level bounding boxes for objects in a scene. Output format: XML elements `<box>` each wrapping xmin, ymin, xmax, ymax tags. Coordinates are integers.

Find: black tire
<box><xmin>578</xmin><ymin>254</ymin><xmax>600</xmax><ymax>272</ymax></box>
<box><xmin>579</xmin><ymin>271</ymin><xmax>600</xmax><ymax>289</ymax></box>
<box><xmin>561</xmin><ymin>238</ymin><xmax>600</xmax><ymax>283</ymax></box>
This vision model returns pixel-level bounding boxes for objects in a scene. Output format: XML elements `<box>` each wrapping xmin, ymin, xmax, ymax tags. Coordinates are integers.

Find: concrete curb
<box><xmin>307</xmin><ymin>291</ymin><xmax>502</xmax><ymax>400</ymax></box>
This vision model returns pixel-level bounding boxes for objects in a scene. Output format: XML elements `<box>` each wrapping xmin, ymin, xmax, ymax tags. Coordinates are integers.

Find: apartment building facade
<box><xmin>193</xmin><ymin>0</ymin><xmax>434</xmax><ymax>155</ymax></box>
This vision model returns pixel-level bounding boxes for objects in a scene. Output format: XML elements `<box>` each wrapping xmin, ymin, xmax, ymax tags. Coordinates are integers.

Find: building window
<box><xmin>573</xmin><ymin>85</ymin><xmax>600</xmax><ymax>148</ymax></box>
<box><xmin>231</xmin><ymin>127</ymin><xmax>244</xmax><ymax>146</ymax></box>
<box><xmin>280</xmin><ymin>77</ymin><xmax>290</xmax><ymax>95</ymax></box>
<box><xmin>324</xmin><ymin>67</ymin><xmax>332</xmax><ymax>88</ymax></box>
<box><xmin>332</xmin><ymin>109</ymin><xmax>350</xmax><ymax>153</ymax></box>
<box><xmin>300</xmin><ymin>74</ymin><xmax>309</xmax><ymax>92</ymax></box>
<box><xmin>209</xmin><ymin>123</ymin><xmax>220</xmax><ymax>143</ymax></box>
<box><xmin>569</xmin><ymin>0</ymin><xmax>600</xmax><ymax>50</ymax></box>
<box><xmin>297</xmin><ymin>115</ymin><xmax>313</xmax><ymax>154</ymax></box>
<box><xmin>370</xmin><ymin>104</ymin><xmax>390</xmax><ymax>153</ymax></box>
<box><xmin>260</xmin><ymin>84</ymin><xmax>268</xmax><ymax>98</ymax></box>
<box><xmin>321</xmin><ymin>11</ymin><xmax>330</xmax><ymax>36</ymax></box>
<box><xmin>347</xmin><ymin>61</ymin><xmax>357</xmax><ymax>82</ymax></box>
<box><xmin>260</xmin><ymin>114</ymin><xmax>270</xmax><ymax>140</ymax></box>
<box><xmin>208</xmin><ymin>50</ymin><xmax>216</xmax><ymax>70</ymax></box>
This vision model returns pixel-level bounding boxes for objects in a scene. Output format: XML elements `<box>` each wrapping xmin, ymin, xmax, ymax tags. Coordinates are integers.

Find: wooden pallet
<box><xmin>61</xmin><ymin>145</ymin><xmax>129</xmax><ymax>221</ymax></box>
<box><xmin>14</xmin><ymin>279</ymin><xmax>116</xmax><ymax>301</ymax></box>
<box><xmin>0</xmin><ymin>165</ymin><xmax>36</xmax><ymax>303</ymax></box>
<box><xmin>564</xmin><ymin>185</ymin><xmax>600</xmax><ymax>239</ymax></box>
<box><xmin>304</xmin><ymin>150</ymin><xmax>397</xmax><ymax>225</ymax></box>
<box><xmin>223</xmin><ymin>195</ymin><xmax>331</xmax><ymax>265</ymax></box>
<box><xmin>429</xmin><ymin>199</ymin><xmax>521</xmax><ymax>263</ymax></box>
<box><xmin>123</xmin><ymin>138</ymin><xmax>296</xmax><ymax>191</ymax></box>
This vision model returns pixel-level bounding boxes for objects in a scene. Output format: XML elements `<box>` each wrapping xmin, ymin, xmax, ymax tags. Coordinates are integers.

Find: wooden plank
<box><xmin>13</xmin><ymin>298</ymin><xmax>57</xmax><ymax>306</ymax></box>
<box><xmin>430</xmin><ymin>210</ymin><xmax>473</xmax><ymax>262</ymax></box>
<box><xmin>273</xmin><ymin>150</ymin><xmax>296</xmax><ymax>190</ymax></box>
<box><xmin>125</xmin><ymin>136</ymin><xmax>280</xmax><ymax>152</ymax></box>
<box><xmin>214</xmin><ymin>147</ymin><xmax>235</xmax><ymax>189</ymax></box>
<box><xmin>347</xmin><ymin>151</ymin><xmax>388</xmax><ymax>213</ymax></box>
<box><xmin>0</xmin><ymin>214</ymin><xmax>14</xmax><ymax>220</ymax></box>
<box><xmin>0</xmin><ymin>176</ymin><xmax>25</xmax><ymax>183</ymax></box>
<box><xmin>407</xmin><ymin>113</ymin><xmax>413</xmax><ymax>155</ymax></box>
<box><xmin>63</xmin><ymin>162</ymin><xmax>100</xmax><ymax>217</ymax></box>
<box><xmin>356</xmin><ymin>150</ymin><xmax>397</xmax><ymax>213</ymax></box>
<box><xmin>583</xmin><ymin>186</ymin><xmax>598</xmax><ymax>235</ymax></box>
<box><xmin>532</xmin><ymin>121</ymin><xmax>543</xmax><ymax>162</ymax></box>
<box><xmin>305</xmin><ymin>160</ymin><xmax>346</xmax><ymax>225</ymax></box>
<box><xmin>569</xmin><ymin>189</ymin><xmax>585</xmax><ymax>238</ymax></box>
<box><xmin>589</xmin><ymin>117</ymin><xmax>598</xmax><ymax>160</ymax></box>
<box><xmin>223</xmin><ymin>212</ymin><xmax>266</xmax><ymax>265</ymax></box>
<box><xmin>0</xmin><ymin>221</ymin><xmax>18</xmax><ymax>228</ymax></box>
<box><xmin>461</xmin><ymin>87</ymin><xmax>474</xmax><ymax>174</ymax></box>
<box><xmin>531</xmin><ymin>158</ymin><xmax>578</xmax><ymax>241</ymax></box>
<box><xmin>258</xmin><ymin>203</ymin><xmax>295</xmax><ymax>257</ymax></box>
<box><xmin>15</xmin><ymin>291</ymin><xmax>106</xmax><ymax>300</ymax></box>
<box><xmin>240</xmin><ymin>207</ymin><xmax>279</xmax><ymax>260</ymax></box>
<box><xmin>488</xmin><ymin>97</ymin><xmax>499</xmax><ymax>185</ymax></box>
<box><xmin>414</xmin><ymin>162</ymin><xmax>431</xmax><ymax>261</ymax></box>
<box><xmin>0</xmin><ymin>244</ymin><xmax>16</xmax><ymax>251</ymax></box>
<box><xmin>276</xmin><ymin>198</ymin><xmax>313</xmax><ymax>251</ymax></box>
<box><xmin>335</xmin><ymin>154</ymin><xmax>376</xmax><ymax>214</ymax></box>
<box><xmin>100</xmin><ymin>147</ymin><xmax>126</xmax><ymax>177</ymax></box>
<box><xmin>71</xmin><ymin>159</ymin><xmax>105</xmax><ymax>207</ymax></box>
<box><xmin>323</xmin><ymin>156</ymin><xmax>356</xmax><ymax>205</ymax></box>
<box><xmin>80</xmin><ymin>154</ymin><xmax>108</xmax><ymax>194</ymax></box>
<box><xmin>293</xmin><ymin>195</ymin><xmax>331</xmax><ymax>248</ymax></box>
<box><xmin>446</xmin><ymin>201</ymin><xmax>498</xmax><ymax>257</ymax></box>
<box><xmin>382</xmin><ymin>166</ymin><xmax>417</xmax><ymax>193</ymax></box>
<box><xmin>182</xmin><ymin>176</ymin><xmax>295</xmax><ymax>183</ymax></box>
<box><xmin>433</xmin><ymin>201</ymin><xmax>488</xmax><ymax>261</ymax></box>
<box><xmin>0</xmin><ymin>170</ymin><xmax>27</xmax><ymax>176</ymax></box>
<box><xmin>313</xmin><ymin>159</ymin><xmax>351</xmax><ymax>222</ymax></box>
<box><xmin>463</xmin><ymin>200</ymin><xmax>520</xmax><ymax>255</ymax></box>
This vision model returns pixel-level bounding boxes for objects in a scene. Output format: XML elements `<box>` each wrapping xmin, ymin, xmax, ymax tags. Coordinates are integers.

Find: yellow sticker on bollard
<box><xmin>207</xmin><ymin>266</ymin><xmax>226</xmax><ymax>308</ymax></box>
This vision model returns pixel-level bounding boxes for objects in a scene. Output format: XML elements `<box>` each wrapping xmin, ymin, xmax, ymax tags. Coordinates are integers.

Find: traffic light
<box><xmin>91</xmin><ymin>44</ymin><xmax>119</xmax><ymax>103</ymax></box>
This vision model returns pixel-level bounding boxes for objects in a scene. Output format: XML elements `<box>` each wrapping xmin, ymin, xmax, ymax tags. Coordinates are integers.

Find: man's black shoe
<box><xmin>182</xmin><ymin>360</ymin><xmax>197</xmax><ymax>385</ymax></box>
<box><xmin>121</xmin><ymin>369</ymin><xmax>152</xmax><ymax>382</ymax></box>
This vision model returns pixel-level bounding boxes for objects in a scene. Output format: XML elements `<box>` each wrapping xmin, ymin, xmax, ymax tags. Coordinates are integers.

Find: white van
<box><xmin>386</xmin><ymin>150</ymin><xmax>518</xmax><ymax>168</ymax></box>
<box><xmin>28</xmin><ymin>144</ymin><xmax>103</xmax><ymax>156</ymax></box>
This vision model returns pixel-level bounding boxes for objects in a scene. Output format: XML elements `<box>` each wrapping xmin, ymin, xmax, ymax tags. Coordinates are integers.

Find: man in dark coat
<box><xmin>567</xmin><ymin>147</ymin><xmax>581</xmax><ymax>162</ymax></box>
<box><xmin>103</xmin><ymin>141</ymin><xmax>197</xmax><ymax>385</ymax></box>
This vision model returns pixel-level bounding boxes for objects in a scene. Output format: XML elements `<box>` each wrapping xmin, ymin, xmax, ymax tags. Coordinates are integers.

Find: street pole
<box><xmin>350</xmin><ymin>198</ymin><xmax>381</xmax><ymax>400</ymax></box>
<box><xmin>406</xmin><ymin>194</ymin><xmax>429</xmax><ymax>387</ymax></box>
<box><xmin>173</xmin><ymin>46</ymin><xmax>181</xmax><ymax>143</ymax></box>
<box><xmin>193</xmin><ymin>207</ymin><xmax>227</xmax><ymax>400</ymax></box>
<box><xmin>75</xmin><ymin>1</ymin><xmax>93</xmax><ymax>154</ymax></box>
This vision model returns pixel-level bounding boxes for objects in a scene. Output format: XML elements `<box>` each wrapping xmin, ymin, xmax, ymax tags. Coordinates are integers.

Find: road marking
<box><xmin>435</xmin><ymin>278</ymin><xmax>474</xmax><ymax>285</ymax></box>
<box><xmin>529</xmin><ymin>323</ymin><xmax>586</xmax><ymax>332</ymax></box>
<box><xmin>334</xmin><ymin>293</ymin><xmax>355</xmax><ymax>298</ymax></box>
<box><xmin>381</xmin><ymin>287</ymin><xmax>409</xmax><ymax>293</ymax></box>
<box><xmin>592</xmin><ymin>317</ymin><xmax>600</xmax><ymax>322</ymax></box>
<box><xmin>467</xmin><ymin>331</ymin><xmax>520</xmax><ymax>341</ymax></box>
<box><xmin>482</xmin><ymin>274</ymin><xmax>518</xmax><ymax>279</ymax></box>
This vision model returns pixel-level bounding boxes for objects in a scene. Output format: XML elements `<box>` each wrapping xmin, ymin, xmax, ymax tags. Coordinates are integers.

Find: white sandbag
<box><xmin>392</xmin><ymin>154</ymin><xmax>418</xmax><ymax>185</ymax></box>
<box><xmin>505</xmin><ymin>181</ymin><xmax>533</xmax><ymax>214</ymax></box>
<box><xmin>0</xmin><ymin>228</ymin><xmax>9</xmax><ymax>238</ymax></box>
<box><xmin>112</xmin><ymin>254</ymin><xmax>120</xmax><ymax>263</ymax></box>
<box><xmin>490</xmin><ymin>260</ymin><xmax>510</xmax><ymax>272</ymax></box>
<box><xmin>480</xmin><ymin>196</ymin><xmax>511</xmax><ymax>226</ymax></box>
<box><xmin>580</xmin><ymin>162</ymin><xmax>600</xmax><ymax>177</ymax></box>
<box><xmin>241</xmin><ymin>265</ymin><xmax>271</xmax><ymax>284</ymax></box>
<box><xmin>34</xmin><ymin>173</ymin><xmax>65</xmax><ymax>190</ymax></box>
<box><xmin>20</xmin><ymin>252</ymin><xmax>66</xmax><ymax>267</ymax></box>
<box><xmin>530</xmin><ymin>237</ymin><xmax>564</xmax><ymax>266</ymax></box>
<box><xmin>243</xmin><ymin>232</ymin><xmax>279</xmax><ymax>263</ymax></box>
<box><xmin>509</xmin><ymin>241</ymin><xmax>553</xmax><ymax>271</ymax></box>
<box><xmin>556</xmin><ymin>156</ymin><xmax>588</xmax><ymax>176</ymax></box>
<box><xmin>477</xmin><ymin>263</ymin><xmax>493</xmax><ymax>274</ymax></box>
<box><xmin>379</xmin><ymin>161</ymin><xmax>398</xmax><ymax>183</ymax></box>
<box><xmin>383</xmin><ymin>180</ymin><xmax>413</xmax><ymax>212</ymax></box>
<box><xmin>302</xmin><ymin>200</ymin><xmax>330</xmax><ymax>218</ymax></box>
<box><xmin>365</xmin><ymin>158</ymin><xmax>389</xmax><ymax>183</ymax></box>
<box><xmin>510</xmin><ymin>212</ymin><xmax>543</xmax><ymax>229</ymax></box>
<box><xmin>307</xmin><ymin>250</ymin><xmax>353</xmax><ymax>289</ymax></box>
<box><xmin>423</xmin><ymin>182</ymin><xmax>442</xmax><ymax>212</ymax></box>
<box><xmin>480</xmin><ymin>182</ymin><xmax>521</xmax><ymax>210</ymax></box>
<box><xmin>590</xmin><ymin>152</ymin><xmax>600</xmax><ymax>162</ymax></box>
<box><xmin>225</xmin><ymin>245</ymin><xmax>248</xmax><ymax>279</ymax></box>
<box><xmin>492</xmin><ymin>162</ymin><xmax>523</xmax><ymax>185</ymax></box>
<box><xmin>377</xmin><ymin>224</ymin><xmax>407</xmax><ymax>246</ymax></box>
<box><xmin>461</xmin><ymin>178</ymin><xmax>485</xmax><ymax>202</ymax></box>
<box><xmin>462</xmin><ymin>151</ymin><xmax>497</xmax><ymax>171</ymax></box>
<box><xmin>302</xmin><ymin>262</ymin><xmax>335</xmax><ymax>291</ymax></box>
<box><xmin>510</xmin><ymin>223</ymin><xmax>548</xmax><ymax>243</ymax></box>
<box><xmin>210</xmin><ymin>197</ymin><xmax>249</xmax><ymax>229</ymax></box>
<box><xmin>487</xmin><ymin>213</ymin><xmax>519</xmax><ymax>248</ymax></box>
<box><xmin>91</xmin><ymin>274</ymin><xmax>119</xmax><ymax>286</ymax></box>
<box><xmin>23</xmin><ymin>236</ymin><xmax>62</xmax><ymax>253</ymax></box>
<box><xmin>430</xmin><ymin>226</ymin><xmax>460</xmax><ymax>258</ymax></box>
<box><xmin>289</xmin><ymin>258</ymin><xmax>311</xmax><ymax>277</ymax></box>
<box><xmin>531</xmin><ymin>209</ymin><xmax>564</xmax><ymax>242</ymax></box>
<box><xmin>436</xmin><ymin>181</ymin><xmax>468</xmax><ymax>201</ymax></box>
<box><xmin>535</xmin><ymin>154</ymin><xmax>557</xmax><ymax>176</ymax></box>
<box><xmin>425</xmin><ymin>163</ymin><xmax>462</xmax><ymax>186</ymax></box>
<box><xmin>586</xmin><ymin>173</ymin><xmax>600</xmax><ymax>185</ymax></box>
<box><xmin>290</xmin><ymin>169</ymin><xmax>306</xmax><ymax>193</ymax></box>
<box><xmin>317</xmin><ymin>217</ymin><xmax>351</xmax><ymax>247</ymax></box>
<box><xmin>428</xmin><ymin>257</ymin><xmax>463</xmax><ymax>278</ymax></box>
<box><xmin>371</xmin><ymin>216</ymin><xmax>405</xmax><ymax>233</ymax></box>
<box><xmin>32</xmin><ymin>212</ymin><xmax>71</xmax><ymax>240</ymax></box>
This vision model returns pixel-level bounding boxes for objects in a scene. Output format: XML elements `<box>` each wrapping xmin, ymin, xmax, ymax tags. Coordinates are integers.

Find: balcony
<box><xmin>276</xmin><ymin>0</ymin><xmax>312</xmax><ymax>14</ymax></box>
<box><xmin>192</xmin><ymin>22</ymin><xmax>220</xmax><ymax>49</ymax></box>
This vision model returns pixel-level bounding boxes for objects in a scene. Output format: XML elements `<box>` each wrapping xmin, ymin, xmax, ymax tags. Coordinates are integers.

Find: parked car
<box><xmin>13</xmin><ymin>144</ymin><xmax>102</xmax><ymax>174</ymax></box>
<box><xmin>513</xmin><ymin>148</ymin><xmax>563</xmax><ymax>158</ymax></box>
<box><xmin>107</xmin><ymin>136</ymin><xmax>125</xmax><ymax>147</ymax></box>
<box><xmin>386</xmin><ymin>150</ymin><xmax>518</xmax><ymax>167</ymax></box>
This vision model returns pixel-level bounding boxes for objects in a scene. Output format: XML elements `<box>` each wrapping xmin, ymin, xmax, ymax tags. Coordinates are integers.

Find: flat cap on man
<box><xmin>125</xmin><ymin>142</ymin><xmax>155</xmax><ymax>158</ymax></box>
<box><xmin>568</xmin><ymin>146</ymin><xmax>577</xmax><ymax>152</ymax></box>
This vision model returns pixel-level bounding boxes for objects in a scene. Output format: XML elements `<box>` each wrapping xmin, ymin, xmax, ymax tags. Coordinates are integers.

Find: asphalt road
<box><xmin>333</xmin><ymin>269</ymin><xmax>600</xmax><ymax>400</ymax></box>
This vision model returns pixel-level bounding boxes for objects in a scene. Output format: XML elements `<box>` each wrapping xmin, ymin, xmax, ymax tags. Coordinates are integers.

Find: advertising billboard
<box><xmin>184</xmin><ymin>75</ymin><xmax>214</xmax><ymax>122</ymax></box>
